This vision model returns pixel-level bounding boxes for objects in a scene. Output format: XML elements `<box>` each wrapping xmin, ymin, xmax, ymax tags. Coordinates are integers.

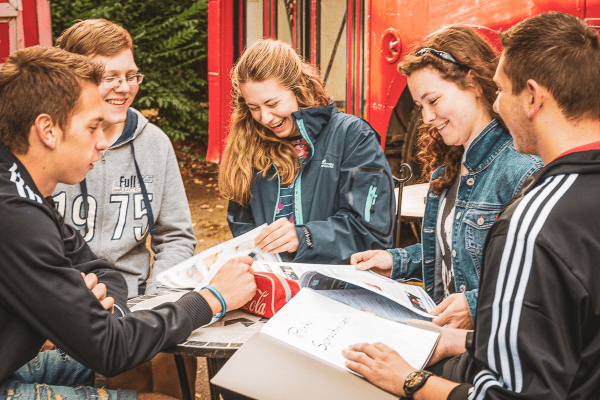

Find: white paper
<box><xmin>156</xmin><ymin>225</ymin><xmax>281</xmax><ymax>289</ymax></box>
<box><xmin>262</xmin><ymin>288</ymin><xmax>440</xmax><ymax>372</ymax></box>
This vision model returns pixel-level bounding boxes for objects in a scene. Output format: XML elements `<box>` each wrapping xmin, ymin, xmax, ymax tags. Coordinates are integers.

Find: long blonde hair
<box><xmin>219</xmin><ymin>39</ymin><xmax>329</xmax><ymax>207</ymax></box>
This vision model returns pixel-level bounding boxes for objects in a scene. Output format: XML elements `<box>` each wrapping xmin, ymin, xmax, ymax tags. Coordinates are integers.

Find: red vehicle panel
<box><xmin>207</xmin><ymin>0</ymin><xmax>599</xmax><ymax>176</ymax></box>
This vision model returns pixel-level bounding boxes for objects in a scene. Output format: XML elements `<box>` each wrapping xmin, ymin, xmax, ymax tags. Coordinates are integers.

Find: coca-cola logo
<box><xmin>246</xmin><ymin>289</ymin><xmax>269</xmax><ymax>315</ymax></box>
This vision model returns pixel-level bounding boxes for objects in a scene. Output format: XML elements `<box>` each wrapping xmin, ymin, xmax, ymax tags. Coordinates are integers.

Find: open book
<box><xmin>253</xmin><ymin>261</ymin><xmax>436</xmax><ymax>321</ymax></box>
<box><xmin>156</xmin><ymin>225</ymin><xmax>281</xmax><ymax>289</ymax></box>
<box><xmin>212</xmin><ymin>288</ymin><xmax>440</xmax><ymax>399</ymax></box>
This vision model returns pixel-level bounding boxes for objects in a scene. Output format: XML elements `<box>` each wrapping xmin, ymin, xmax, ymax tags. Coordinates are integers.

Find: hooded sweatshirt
<box><xmin>54</xmin><ymin>108</ymin><xmax>196</xmax><ymax>297</ymax></box>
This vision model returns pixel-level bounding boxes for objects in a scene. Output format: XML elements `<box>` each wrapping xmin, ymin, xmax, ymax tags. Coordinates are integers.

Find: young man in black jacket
<box><xmin>0</xmin><ymin>46</ymin><xmax>256</xmax><ymax>399</ymax></box>
<box><xmin>343</xmin><ymin>11</ymin><xmax>600</xmax><ymax>399</ymax></box>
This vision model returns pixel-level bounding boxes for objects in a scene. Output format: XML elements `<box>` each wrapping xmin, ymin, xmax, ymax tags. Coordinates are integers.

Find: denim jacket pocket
<box><xmin>463</xmin><ymin>209</ymin><xmax>498</xmax><ymax>274</ymax></box>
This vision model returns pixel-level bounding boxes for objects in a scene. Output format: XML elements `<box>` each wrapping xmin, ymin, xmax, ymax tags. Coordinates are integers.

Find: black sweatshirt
<box><xmin>448</xmin><ymin>148</ymin><xmax>600</xmax><ymax>399</ymax></box>
<box><xmin>0</xmin><ymin>143</ymin><xmax>212</xmax><ymax>381</ymax></box>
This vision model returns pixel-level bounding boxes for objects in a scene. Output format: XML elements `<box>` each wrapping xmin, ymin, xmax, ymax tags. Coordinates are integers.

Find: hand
<box><xmin>81</xmin><ymin>272</ymin><xmax>114</xmax><ymax>313</ymax></box>
<box><xmin>255</xmin><ymin>219</ymin><xmax>299</xmax><ymax>254</ymax></box>
<box><xmin>40</xmin><ymin>340</ymin><xmax>56</xmax><ymax>352</ymax></box>
<box><xmin>405</xmin><ymin>320</ymin><xmax>469</xmax><ymax>367</ymax></box>
<box><xmin>350</xmin><ymin>250</ymin><xmax>393</xmax><ymax>277</ymax></box>
<box><xmin>207</xmin><ymin>256</ymin><xmax>257</xmax><ymax>313</ymax></box>
<box><xmin>430</xmin><ymin>293</ymin><xmax>473</xmax><ymax>329</ymax></box>
<box><xmin>343</xmin><ymin>342</ymin><xmax>414</xmax><ymax>397</ymax></box>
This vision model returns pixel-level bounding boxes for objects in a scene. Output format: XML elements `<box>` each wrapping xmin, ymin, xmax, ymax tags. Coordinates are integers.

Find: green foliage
<box><xmin>50</xmin><ymin>0</ymin><xmax>209</xmax><ymax>143</ymax></box>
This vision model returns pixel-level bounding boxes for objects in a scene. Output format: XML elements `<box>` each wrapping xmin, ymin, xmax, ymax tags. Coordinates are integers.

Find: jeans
<box><xmin>1</xmin><ymin>349</ymin><xmax>136</xmax><ymax>399</ymax></box>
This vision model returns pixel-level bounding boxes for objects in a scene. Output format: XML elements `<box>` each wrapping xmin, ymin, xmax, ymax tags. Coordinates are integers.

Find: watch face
<box><xmin>407</xmin><ymin>372</ymin><xmax>424</xmax><ymax>388</ymax></box>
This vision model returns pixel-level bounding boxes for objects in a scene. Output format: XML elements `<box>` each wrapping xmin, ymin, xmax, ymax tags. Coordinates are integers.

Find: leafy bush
<box><xmin>50</xmin><ymin>0</ymin><xmax>208</xmax><ymax>143</ymax></box>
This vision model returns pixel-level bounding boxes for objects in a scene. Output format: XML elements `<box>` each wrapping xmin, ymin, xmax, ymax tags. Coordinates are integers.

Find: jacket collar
<box><xmin>462</xmin><ymin>119</ymin><xmax>512</xmax><ymax>173</ymax></box>
<box><xmin>291</xmin><ymin>103</ymin><xmax>336</xmax><ymax>142</ymax></box>
<box><xmin>112</xmin><ymin>108</ymin><xmax>139</xmax><ymax>148</ymax></box>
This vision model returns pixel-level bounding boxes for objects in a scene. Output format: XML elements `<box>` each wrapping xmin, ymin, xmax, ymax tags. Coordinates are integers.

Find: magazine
<box><xmin>156</xmin><ymin>225</ymin><xmax>281</xmax><ymax>289</ymax></box>
<box><xmin>253</xmin><ymin>261</ymin><xmax>436</xmax><ymax>321</ymax></box>
<box><xmin>261</xmin><ymin>288</ymin><xmax>440</xmax><ymax>372</ymax></box>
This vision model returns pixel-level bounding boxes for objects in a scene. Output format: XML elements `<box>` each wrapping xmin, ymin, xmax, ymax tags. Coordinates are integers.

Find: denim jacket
<box><xmin>389</xmin><ymin>120</ymin><xmax>542</xmax><ymax>320</ymax></box>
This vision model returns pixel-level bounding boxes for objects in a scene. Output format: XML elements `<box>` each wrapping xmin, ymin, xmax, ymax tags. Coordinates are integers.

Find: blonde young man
<box><xmin>53</xmin><ymin>19</ymin><xmax>195</xmax><ymax>298</ymax></box>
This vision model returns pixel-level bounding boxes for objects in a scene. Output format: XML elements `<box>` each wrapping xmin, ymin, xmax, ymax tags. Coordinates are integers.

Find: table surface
<box><xmin>128</xmin><ymin>290</ymin><xmax>267</xmax><ymax>358</ymax></box>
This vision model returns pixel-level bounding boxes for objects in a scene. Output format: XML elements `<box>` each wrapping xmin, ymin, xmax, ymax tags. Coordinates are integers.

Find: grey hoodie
<box><xmin>53</xmin><ymin>108</ymin><xmax>196</xmax><ymax>297</ymax></box>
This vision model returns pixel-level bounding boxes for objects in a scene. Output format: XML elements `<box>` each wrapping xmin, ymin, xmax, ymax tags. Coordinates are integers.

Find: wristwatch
<box><xmin>403</xmin><ymin>370</ymin><xmax>433</xmax><ymax>398</ymax></box>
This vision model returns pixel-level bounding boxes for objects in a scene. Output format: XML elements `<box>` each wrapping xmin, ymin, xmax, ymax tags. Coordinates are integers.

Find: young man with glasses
<box><xmin>53</xmin><ymin>19</ymin><xmax>196</xmax><ymax>299</ymax></box>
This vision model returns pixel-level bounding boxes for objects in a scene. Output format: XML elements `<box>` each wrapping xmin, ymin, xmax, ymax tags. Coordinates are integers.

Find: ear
<box><xmin>525</xmin><ymin>79</ymin><xmax>544</xmax><ymax>119</ymax></box>
<box><xmin>33</xmin><ymin>114</ymin><xmax>59</xmax><ymax>150</ymax></box>
<box><xmin>465</xmin><ymin>70</ymin><xmax>483</xmax><ymax>97</ymax></box>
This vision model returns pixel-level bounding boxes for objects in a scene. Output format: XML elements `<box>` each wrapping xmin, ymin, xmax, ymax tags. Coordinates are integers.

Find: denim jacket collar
<box><xmin>462</xmin><ymin>120</ymin><xmax>511</xmax><ymax>173</ymax></box>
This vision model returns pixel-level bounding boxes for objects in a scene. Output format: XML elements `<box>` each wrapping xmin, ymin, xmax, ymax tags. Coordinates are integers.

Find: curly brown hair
<box><xmin>398</xmin><ymin>26</ymin><xmax>500</xmax><ymax>193</ymax></box>
<box><xmin>219</xmin><ymin>39</ymin><xmax>330</xmax><ymax>207</ymax></box>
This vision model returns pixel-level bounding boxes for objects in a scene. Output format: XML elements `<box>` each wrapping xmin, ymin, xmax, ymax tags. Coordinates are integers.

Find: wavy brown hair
<box><xmin>398</xmin><ymin>26</ymin><xmax>500</xmax><ymax>193</ymax></box>
<box><xmin>219</xmin><ymin>39</ymin><xmax>329</xmax><ymax>207</ymax></box>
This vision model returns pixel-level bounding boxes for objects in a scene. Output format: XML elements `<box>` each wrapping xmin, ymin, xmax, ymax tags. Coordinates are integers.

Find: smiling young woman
<box><xmin>351</xmin><ymin>26</ymin><xmax>543</xmax><ymax>330</ymax></box>
<box><xmin>218</xmin><ymin>39</ymin><xmax>395</xmax><ymax>264</ymax></box>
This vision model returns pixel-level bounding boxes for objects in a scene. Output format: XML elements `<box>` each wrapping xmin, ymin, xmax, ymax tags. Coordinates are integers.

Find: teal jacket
<box><xmin>227</xmin><ymin>104</ymin><xmax>395</xmax><ymax>263</ymax></box>
<box><xmin>389</xmin><ymin>120</ymin><xmax>542</xmax><ymax>321</ymax></box>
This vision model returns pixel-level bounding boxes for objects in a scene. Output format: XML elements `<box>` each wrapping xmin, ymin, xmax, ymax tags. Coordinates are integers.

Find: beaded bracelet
<box><xmin>202</xmin><ymin>285</ymin><xmax>227</xmax><ymax>319</ymax></box>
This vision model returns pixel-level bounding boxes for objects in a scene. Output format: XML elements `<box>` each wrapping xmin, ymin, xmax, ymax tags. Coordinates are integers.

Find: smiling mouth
<box><xmin>436</xmin><ymin>121</ymin><xmax>449</xmax><ymax>131</ymax></box>
<box><xmin>107</xmin><ymin>99</ymin><xmax>127</xmax><ymax>106</ymax></box>
<box><xmin>270</xmin><ymin>119</ymin><xmax>285</xmax><ymax>129</ymax></box>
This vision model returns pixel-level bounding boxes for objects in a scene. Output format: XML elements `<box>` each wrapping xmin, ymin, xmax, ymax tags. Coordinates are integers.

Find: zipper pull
<box><xmin>101</xmin><ymin>151</ymin><xmax>106</xmax><ymax>163</ymax></box>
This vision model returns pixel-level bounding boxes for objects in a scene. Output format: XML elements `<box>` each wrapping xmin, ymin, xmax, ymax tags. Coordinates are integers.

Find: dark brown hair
<box><xmin>0</xmin><ymin>46</ymin><xmax>103</xmax><ymax>154</ymax></box>
<box><xmin>500</xmin><ymin>11</ymin><xmax>600</xmax><ymax>121</ymax></box>
<box><xmin>398</xmin><ymin>26</ymin><xmax>499</xmax><ymax>193</ymax></box>
<box><xmin>56</xmin><ymin>19</ymin><xmax>133</xmax><ymax>58</ymax></box>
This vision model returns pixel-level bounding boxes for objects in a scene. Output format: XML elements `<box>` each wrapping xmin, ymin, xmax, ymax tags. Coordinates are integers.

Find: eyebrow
<box><xmin>420</xmin><ymin>92</ymin><xmax>435</xmax><ymax>101</ymax></box>
<box><xmin>246</xmin><ymin>97</ymin><xmax>278</xmax><ymax>106</ymax></box>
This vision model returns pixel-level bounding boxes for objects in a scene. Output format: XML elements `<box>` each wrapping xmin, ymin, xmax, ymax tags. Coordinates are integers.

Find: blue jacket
<box><xmin>389</xmin><ymin>120</ymin><xmax>542</xmax><ymax>320</ymax></box>
<box><xmin>227</xmin><ymin>103</ymin><xmax>395</xmax><ymax>263</ymax></box>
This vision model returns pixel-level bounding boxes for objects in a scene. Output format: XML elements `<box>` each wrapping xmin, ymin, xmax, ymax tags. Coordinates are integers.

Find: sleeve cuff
<box><xmin>447</xmin><ymin>383</ymin><xmax>473</xmax><ymax>400</ymax></box>
<box><xmin>175</xmin><ymin>291</ymin><xmax>214</xmax><ymax>330</ymax></box>
<box><xmin>388</xmin><ymin>248</ymin><xmax>405</xmax><ymax>280</ymax></box>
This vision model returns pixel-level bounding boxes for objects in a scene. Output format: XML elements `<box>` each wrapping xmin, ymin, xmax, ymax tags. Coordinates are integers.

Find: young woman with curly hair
<box><xmin>219</xmin><ymin>39</ymin><xmax>395</xmax><ymax>263</ymax></box>
<box><xmin>351</xmin><ymin>26</ymin><xmax>542</xmax><ymax>329</ymax></box>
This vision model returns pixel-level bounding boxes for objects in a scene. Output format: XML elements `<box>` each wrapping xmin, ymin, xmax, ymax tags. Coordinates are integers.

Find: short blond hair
<box><xmin>56</xmin><ymin>19</ymin><xmax>133</xmax><ymax>57</ymax></box>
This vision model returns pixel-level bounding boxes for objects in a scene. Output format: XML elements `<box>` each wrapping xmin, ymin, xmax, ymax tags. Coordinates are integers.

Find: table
<box><xmin>128</xmin><ymin>291</ymin><xmax>267</xmax><ymax>400</ymax></box>
<box><xmin>394</xmin><ymin>183</ymin><xmax>429</xmax><ymax>242</ymax></box>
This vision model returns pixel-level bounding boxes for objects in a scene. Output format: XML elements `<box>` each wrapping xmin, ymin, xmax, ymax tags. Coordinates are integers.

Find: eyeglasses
<box><xmin>101</xmin><ymin>73</ymin><xmax>145</xmax><ymax>88</ymax></box>
<box><xmin>415</xmin><ymin>48</ymin><xmax>469</xmax><ymax>70</ymax></box>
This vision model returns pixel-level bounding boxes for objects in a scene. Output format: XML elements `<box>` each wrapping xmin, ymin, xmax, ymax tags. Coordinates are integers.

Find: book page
<box><xmin>261</xmin><ymin>288</ymin><xmax>440</xmax><ymax>372</ymax></box>
<box><xmin>156</xmin><ymin>225</ymin><xmax>281</xmax><ymax>289</ymax></box>
<box><xmin>254</xmin><ymin>262</ymin><xmax>435</xmax><ymax>318</ymax></box>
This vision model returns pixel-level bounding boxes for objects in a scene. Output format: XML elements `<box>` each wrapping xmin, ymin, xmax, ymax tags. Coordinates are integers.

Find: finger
<box><xmin>373</xmin><ymin>342</ymin><xmax>393</xmax><ymax>353</ymax></box>
<box><xmin>342</xmin><ymin>347</ymin><xmax>376</xmax><ymax>368</ymax></box>
<box><xmin>344</xmin><ymin>359</ymin><xmax>373</xmax><ymax>377</ymax></box>
<box><xmin>350</xmin><ymin>252</ymin><xmax>366</xmax><ymax>265</ymax></box>
<box><xmin>263</xmin><ymin>233</ymin><xmax>298</xmax><ymax>253</ymax></box>
<box><xmin>101</xmin><ymin>296</ymin><xmax>114</xmax><ymax>312</ymax></box>
<box><xmin>255</xmin><ymin>220</ymin><xmax>286</xmax><ymax>245</ymax></box>
<box><xmin>432</xmin><ymin>311</ymin><xmax>450</xmax><ymax>327</ymax></box>
<box><xmin>430</xmin><ymin>297</ymin><xmax>452</xmax><ymax>316</ymax></box>
<box><xmin>82</xmin><ymin>272</ymin><xmax>98</xmax><ymax>290</ymax></box>
<box><xmin>91</xmin><ymin>282</ymin><xmax>107</xmax><ymax>301</ymax></box>
<box><xmin>259</xmin><ymin>227</ymin><xmax>292</xmax><ymax>252</ymax></box>
<box><xmin>354</xmin><ymin>257</ymin><xmax>381</xmax><ymax>271</ymax></box>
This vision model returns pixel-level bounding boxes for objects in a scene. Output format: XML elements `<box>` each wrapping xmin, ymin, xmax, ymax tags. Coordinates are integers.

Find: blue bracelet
<box><xmin>202</xmin><ymin>285</ymin><xmax>227</xmax><ymax>319</ymax></box>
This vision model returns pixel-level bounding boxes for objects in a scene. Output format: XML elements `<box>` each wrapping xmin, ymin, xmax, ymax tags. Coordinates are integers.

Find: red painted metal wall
<box><xmin>0</xmin><ymin>0</ymin><xmax>52</xmax><ymax>65</ymax></box>
<box><xmin>207</xmin><ymin>0</ymin><xmax>600</xmax><ymax>163</ymax></box>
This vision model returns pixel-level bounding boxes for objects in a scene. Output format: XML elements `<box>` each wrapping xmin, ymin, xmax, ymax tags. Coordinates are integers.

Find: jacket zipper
<box><xmin>293</xmin><ymin>119</ymin><xmax>315</xmax><ymax>225</ymax></box>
